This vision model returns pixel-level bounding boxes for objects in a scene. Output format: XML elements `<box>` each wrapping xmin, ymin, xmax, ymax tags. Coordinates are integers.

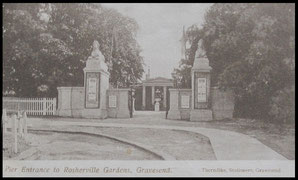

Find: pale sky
<box><xmin>103</xmin><ymin>3</ymin><xmax>213</xmax><ymax>79</ymax></box>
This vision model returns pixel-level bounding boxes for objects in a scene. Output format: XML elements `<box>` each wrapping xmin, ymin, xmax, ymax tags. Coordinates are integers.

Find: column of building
<box><xmin>163</xmin><ymin>86</ymin><xmax>167</xmax><ymax>110</ymax></box>
<box><xmin>141</xmin><ymin>85</ymin><xmax>171</xmax><ymax>111</ymax></box>
<box><xmin>151</xmin><ymin>86</ymin><xmax>155</xmax><ymax>106</ymax></box>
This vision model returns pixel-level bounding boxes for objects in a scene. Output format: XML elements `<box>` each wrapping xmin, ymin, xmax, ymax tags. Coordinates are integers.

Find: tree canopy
<box><xmin>173</xmin><ymin>3</ymin><xmax>295</xmax><ymax>122</ymax></box>
<box><xmin>3</xmin><ymin>3</ymin><xmax>144</xmax><ymax>97</ymax></box>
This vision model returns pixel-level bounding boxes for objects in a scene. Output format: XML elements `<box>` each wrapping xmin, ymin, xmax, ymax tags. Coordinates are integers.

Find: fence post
<box><xmin>12</xmin><ymin>114</ymin><xmax>18</xmax><ymax>154</ymax></box>
<box><xmin>2</xmin><ymin>109</ymin><xmax>7</xmax><ymax>133</ymax></box>
<box><xmin>18</xmin><ymin>111</ymin><xmax>23</xmax><ymax>138</ymax></box>
<box><xmin>23</xmin><ymin>111</ymin><xmax>27</xmax><ymax>135</ymax></box>
<box><xmin>17</xmin><ymin>111</ymin><xmax>21</xmax><ymax>133</ymax></box>
<box><xmin>53</xmin><ymin>98</ymin><xmax>57</xmax><ymax>115</ymax></box>
<box><xmin>43</xmin><ymin>98</ymin><xmax>46</xmax><ymax>116</ymax></box>
<box><xmin>17</xmin><ymin>110</ymin><xmax>21</xmax><ymax>118</ymax></box>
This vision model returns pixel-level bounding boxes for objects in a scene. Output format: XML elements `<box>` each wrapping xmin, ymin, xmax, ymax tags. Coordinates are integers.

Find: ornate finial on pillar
<box><xmin>195</xmin><ymin>39</ymin><xmax>207</xmax><ymax>58</ymax></box>
<box><xmin>91</xmin><ymin>40</ymin><xmax>101</xmax><ymax>58</ymax></box>
<box><xmin>192</xmin><ymin>39</ymin><xmax>211</xmax><ymax>70</ymax></box>
<box><xmin>89</xmin><ymin>40</ymin><xmax>105</xmax><ymax>61</ymax></box>
<box><xmin>85</xmin><ymin>40</ymin><xmax>108</xmax><ymax>72</ymax></box>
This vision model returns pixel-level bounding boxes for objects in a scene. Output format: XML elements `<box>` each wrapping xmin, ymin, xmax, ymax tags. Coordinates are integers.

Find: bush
<box><xmin>269</xmin><ymin>85</ymin><xmax>295</xmax><ymax>124</ymax></box>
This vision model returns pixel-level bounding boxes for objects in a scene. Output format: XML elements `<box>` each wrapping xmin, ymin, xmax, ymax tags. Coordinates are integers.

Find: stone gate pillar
<box><xmin>82</xmin><ymin>40</ymin><xmax>110</xmax><ymax>119</ymax></box>
<box><xmin>190</xmin><ymin>39</ymin><xmax>213</xmax><ymax>121</ymax></box>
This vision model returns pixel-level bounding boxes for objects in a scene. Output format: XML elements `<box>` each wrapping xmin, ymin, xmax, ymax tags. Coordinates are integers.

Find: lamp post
<box><xmin>129</xmin><ymin>85</ymin><xmax>135</xmax><ymax>118</ymax></box>
<box><xmin>128</xmin><ymin>73</ymin><xmax>136</xmax><ymax>118</ymax></box>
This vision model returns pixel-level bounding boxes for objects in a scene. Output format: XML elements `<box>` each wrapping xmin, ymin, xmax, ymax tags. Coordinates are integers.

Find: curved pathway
<box><xmin>29</xmin><ymin>129</ymin><xmax>174</xmax><ymax>160</ymax></box>
<box><xmin>27</xmin><ymin>117</ymin><xmax>287</xmax><ymax>160</ymax></box>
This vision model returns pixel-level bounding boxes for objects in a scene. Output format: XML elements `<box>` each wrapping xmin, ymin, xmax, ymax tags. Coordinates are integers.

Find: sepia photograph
<box><xmin>2</xmin><ymin>3</ymin><xmax>295</xmax><ymax>177</ymax></box>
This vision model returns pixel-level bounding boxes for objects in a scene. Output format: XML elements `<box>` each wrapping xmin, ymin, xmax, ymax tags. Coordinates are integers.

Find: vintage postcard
<box><xmin>2</xmin><ymin>3</ymin><xmax>295</xmax><ymax>177</ymax></box>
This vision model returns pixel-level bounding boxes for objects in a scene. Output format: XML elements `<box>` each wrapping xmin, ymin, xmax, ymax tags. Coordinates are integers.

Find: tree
<box><xmin>205</xmin><ymin>3</ymin><xmax>294</xmax><ymax>120</ymax></box>
<box><xmin>172</xmin><ymin>26</ymin><xmax>203</xmax><ymax>88</ymax></box>
<box><xmin>173</xmin><ymin>3</ymin><xmax>295</xmax><ymax>122</ymax></box>
<box><xmin>49</xmin><ymin>3</ymin><xmax>144</xmax><ymax>88</ymax></box>
<box><xmin>3</xmin><ymin>3</ymin><xmax>144</xmax><ymax>97</ymax></box>
<box><xmin>3</xmin><ymin>3</ymin><xmax>54</xmax><ymax>97</ymax></box>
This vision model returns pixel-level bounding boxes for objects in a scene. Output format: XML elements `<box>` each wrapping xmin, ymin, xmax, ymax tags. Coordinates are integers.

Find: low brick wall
<box><xmin>211</xmin><ymin>87</ymin><xmax>235</xmax><ymax>120</ymax></box>
<box><xmin>178</xmin><ymin>89</ymin><xmax>192</xmax><ymax>120</ymax></box>
<box><xmin>57</xmin><ymin>87</ymin><xmax>131</xmax><ymax>119</ymax></box>
<box><xmin>57</xmin><ymin>87</ymin><xmax>84</xmax><ymax>117</ymax></box>
<box><xmin>167</xmin><ymin>89</ymin><xmax>192</xmax><ymax>120</ymax></box>
<box><xmin>168</xmin><ymin>87</ymin><xmax>235</xmax><ymax>120</ymax></box>
<box><xmin>107</xmin><ymin>89</ymin><xmax>130</xmax><ymax>118</ymax></box>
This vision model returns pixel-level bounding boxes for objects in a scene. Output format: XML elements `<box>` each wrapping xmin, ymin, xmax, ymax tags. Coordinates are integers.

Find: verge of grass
<box><xmin>3</xmin><ymin>131</ymin><xmax>31</xmax><ymax>159</ymax></box>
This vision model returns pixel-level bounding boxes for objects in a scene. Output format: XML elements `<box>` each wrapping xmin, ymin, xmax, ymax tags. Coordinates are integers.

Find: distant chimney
<box><xmin>146</xmin><ymin>67</ymin><xmax>150</xmax><ymax>80</ymax></box>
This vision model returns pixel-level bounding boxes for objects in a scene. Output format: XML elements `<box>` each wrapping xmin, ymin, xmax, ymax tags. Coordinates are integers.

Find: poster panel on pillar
<box><xmin>109</xmin><ymin>95</ymin><xmax>117</xmax><ymax>108</ymax></box>
<box><xmin>85</xmin><ymin>72</ymin><xmax>100</xmax><ymax>108</ymax></box>
<box><xmin>197</xmin><ymin>78</ymin><xmax>207</xmax><ymax>102</ymax></box>
<box><xmin>181</xmin><ymin>95</ymin><xmax>190</xmax><ymax>108</ymax></box>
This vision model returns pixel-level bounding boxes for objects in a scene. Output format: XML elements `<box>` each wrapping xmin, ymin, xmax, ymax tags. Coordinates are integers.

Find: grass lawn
<box><xmin>31</xmin><ymin>131</ymin><xmax>161</xmax><ymax>160</ymax></box>
<box><xmin>4</xmin><ymin>130</ymin><xmax>161</xmax><ymax>160</ymax></box>
<box><xmin>195</xmin><ymin>118</ymin><xmax>295</xmax><ymax>160</ymax></box>
<box><xmin>3</xmin><ymin>131</ymin><xmax>31</xmax><ymax>160</ymax></box>
<box><xmin>94</xmin><ymin>127</ymin><xmax>216</xmax><ymax>160</ymax></box>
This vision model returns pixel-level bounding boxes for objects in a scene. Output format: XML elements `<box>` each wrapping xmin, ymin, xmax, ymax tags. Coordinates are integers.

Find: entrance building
<box><xmin>140</xmin><ymin>77</ymin><xmax>174</xmax><ymax>111</ymax></box>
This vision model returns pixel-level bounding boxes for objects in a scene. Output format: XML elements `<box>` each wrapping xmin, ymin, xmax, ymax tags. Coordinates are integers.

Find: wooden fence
<box><xmin>3</xmin><ymin>97</ymin><xmax>56</xmax><ymax>116</ymax></box>
<box><xmin>2</xmin><ymin>109</ymin><xmax>28</xmax><ymax>154</ymax></box>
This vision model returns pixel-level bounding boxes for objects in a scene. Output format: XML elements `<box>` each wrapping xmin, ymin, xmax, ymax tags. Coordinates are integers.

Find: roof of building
<box><xmin>142</xmin><ymin>77</ymin><xmax>174</xmax><ymax>86</ymax></box>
